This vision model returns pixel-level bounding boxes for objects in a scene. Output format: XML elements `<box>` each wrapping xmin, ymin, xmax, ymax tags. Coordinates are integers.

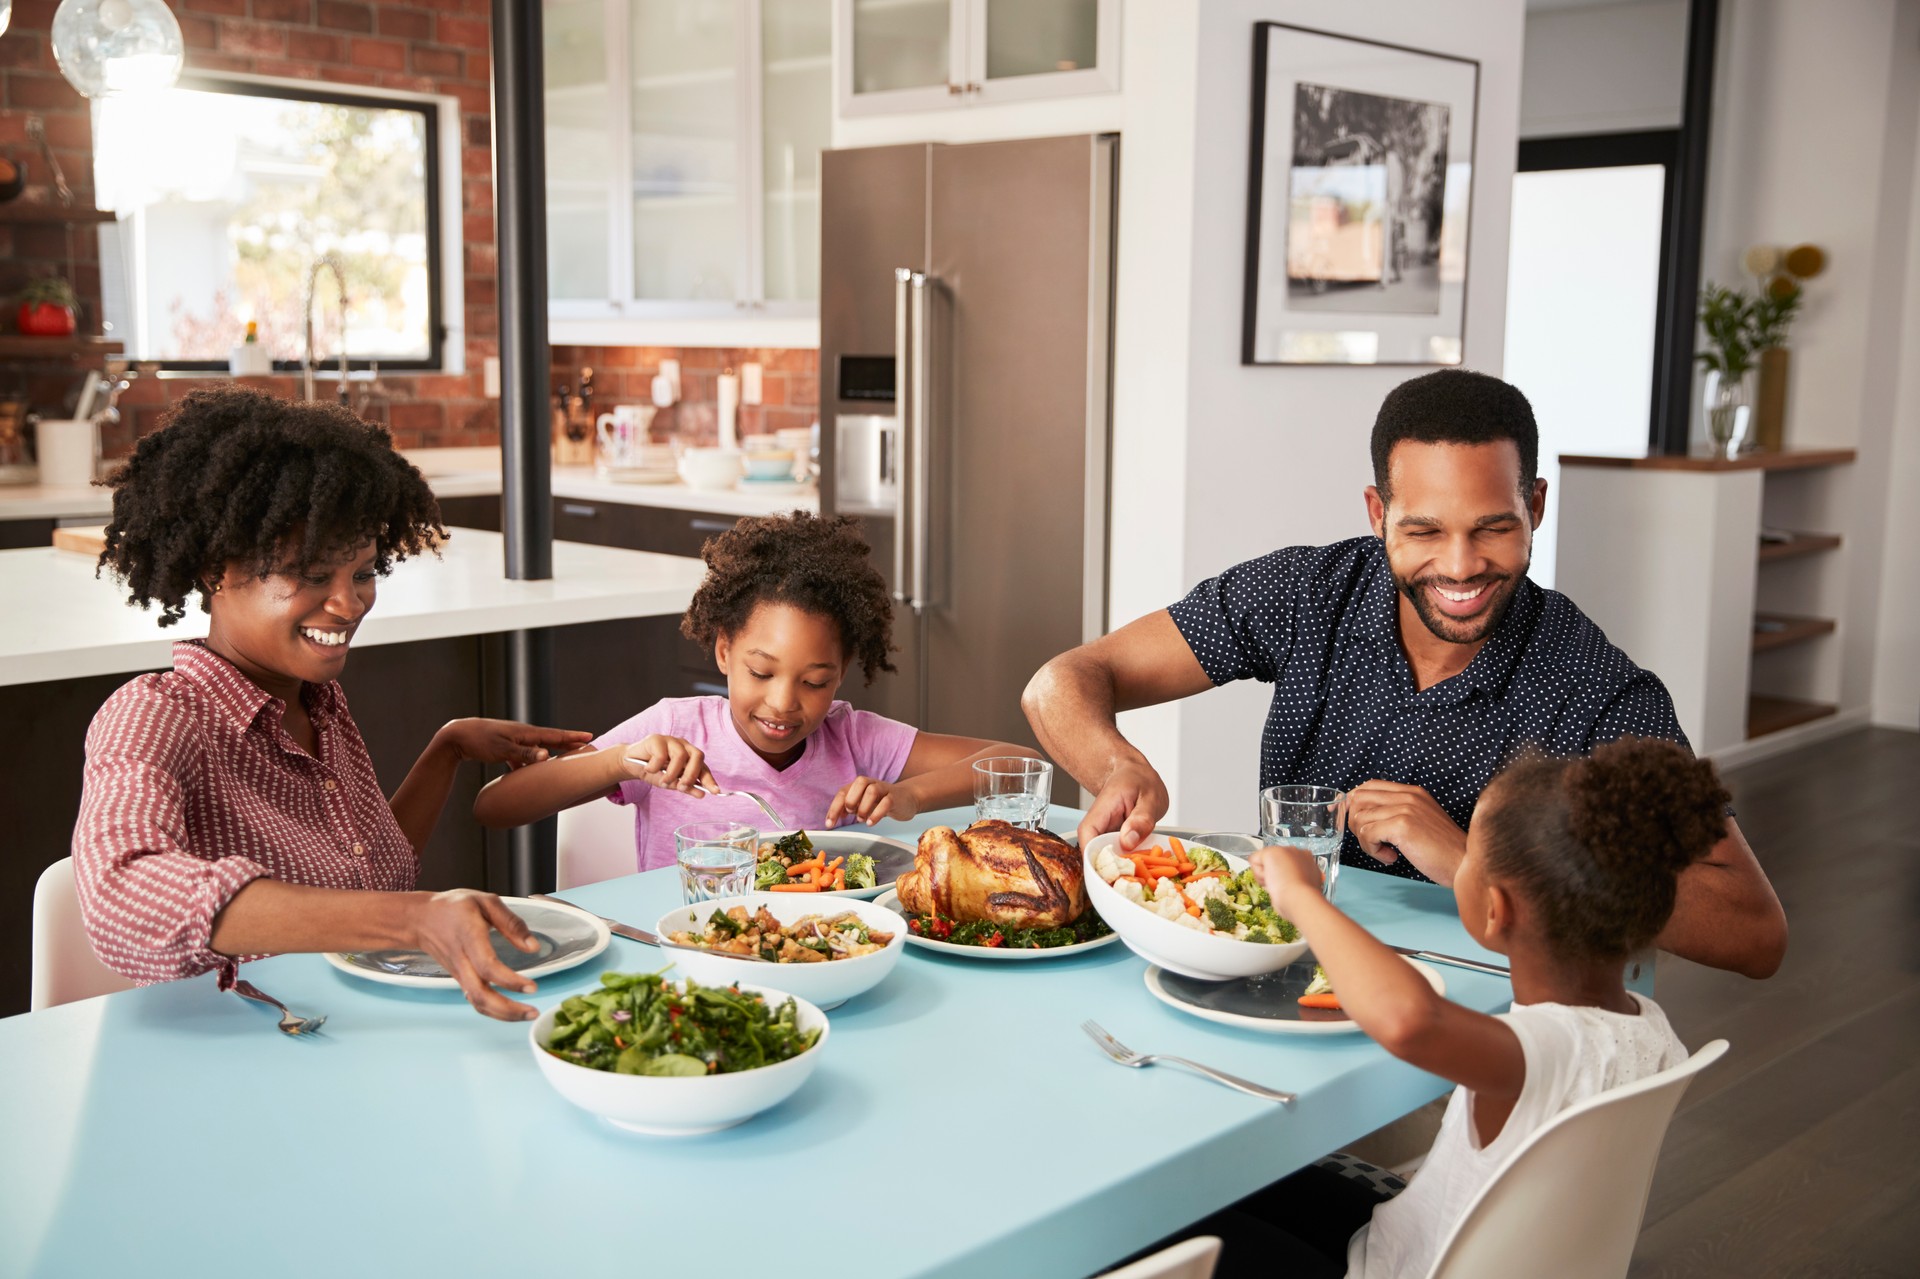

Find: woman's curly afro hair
<box><xmin>681</xmin><ymin>511</ymin><xmax>896</xmax><ymax>684</ymax></box>
<box><xmin>98</xmin><ymin>384</ymin><xmax>445</xmax><ymax>626</ymax></box>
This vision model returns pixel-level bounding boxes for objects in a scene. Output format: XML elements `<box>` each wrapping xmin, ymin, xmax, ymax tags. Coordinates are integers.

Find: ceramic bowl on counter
<box><xmin>677</xmin><ymin>446</ymin><xmax>745</xmax><ymax>491</ymax></box>
<box><xmin>741</xmin><ymin>449</ymin><xmax>797</xmax><ymax>480</ymax></box>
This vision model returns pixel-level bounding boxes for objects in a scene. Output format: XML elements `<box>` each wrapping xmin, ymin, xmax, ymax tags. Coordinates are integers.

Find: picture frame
<box><xmin>1241</xmin><ymin>23</ymin><xmax>1481</xmax><ymax>366</ymax></box>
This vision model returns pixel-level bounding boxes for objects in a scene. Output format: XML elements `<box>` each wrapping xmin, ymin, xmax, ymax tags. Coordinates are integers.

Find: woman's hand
<box><xmin>617</xmin><ymin>735</ymin><xmax>718</xmax><ymax>795</ymax></box>
<box><xmin>828</xmin><ymin>776</ymin><xmax>917</xmax><ymax>828</ymax></box>
<box><xmin>405</xmin><ymin>888</ymin><xmax>542</xmax><ymax>1021</ymax></box>
<box><xmin>1248</xmin><ymin>844</ymin><xmax>1327</xmax><ymax>918</ymax></box>
<box><xmin>436</xmin><ymin>719</ymin><xmax>594</xmax><ymax>770</ymax></box>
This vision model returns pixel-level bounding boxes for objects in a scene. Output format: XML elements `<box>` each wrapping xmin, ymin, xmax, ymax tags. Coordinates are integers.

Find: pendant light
<box><xmin>51</xmin><ymin>0</ymin><xmax>184</xmax><ymax>99</ymax></box>
<box><xmin>1</xmin><ymin>3</ymin><xmax>14</xmax><ymax>41</ymax></box>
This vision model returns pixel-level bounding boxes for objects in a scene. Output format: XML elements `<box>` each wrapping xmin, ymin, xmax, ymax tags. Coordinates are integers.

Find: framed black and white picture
<box><xmin>1241</xmin><ymin>23</ymin><xmax>1480</xmax><ymax>366</ymax></box>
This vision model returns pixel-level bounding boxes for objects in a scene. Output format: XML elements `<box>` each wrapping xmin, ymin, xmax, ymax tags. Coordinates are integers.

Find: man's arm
<box><xmin>1657</xmin><ymin>817</ymin><xmax>1787</xmax><ymax>978</ymax></box>
<box><xmin>1022</xmin><ymin>610</ymin><xmax>1214</xmax><ymax>849</ymax></box>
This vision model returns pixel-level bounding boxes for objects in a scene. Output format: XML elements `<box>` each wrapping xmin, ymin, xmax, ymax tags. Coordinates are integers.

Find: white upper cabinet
<box><xmin>838</xmin><ymin>0</ymin><xmax>1117</xmax><ymax>116</ymax></box>
<box><xmin>546</xmin><ymin>0</ymin><xmax>830</xmax><ymax>343</ymax></box>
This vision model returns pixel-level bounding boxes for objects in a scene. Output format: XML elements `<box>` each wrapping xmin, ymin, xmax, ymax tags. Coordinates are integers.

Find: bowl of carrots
<box><xmin>1082</xmin><ymin>832</ymin><xmax>1309</xmax><ymax>981</ymax></box>
<box><xmin>654</xmin><ymin>893</ymin><xmax>906</xmax><ymax>1009</ymax></box>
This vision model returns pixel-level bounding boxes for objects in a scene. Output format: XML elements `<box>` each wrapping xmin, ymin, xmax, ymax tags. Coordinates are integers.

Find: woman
<box><xmin>73</xmin><ymin>386</ymin><xmax>589</xmax><ymax>1021</ymax></box>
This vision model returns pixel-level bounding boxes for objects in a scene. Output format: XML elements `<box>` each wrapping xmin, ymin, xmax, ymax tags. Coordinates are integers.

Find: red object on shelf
<box><xmin>16</xmin><ymin>302</ymin><xmax>78</xmax><ymax>337</ymax></box>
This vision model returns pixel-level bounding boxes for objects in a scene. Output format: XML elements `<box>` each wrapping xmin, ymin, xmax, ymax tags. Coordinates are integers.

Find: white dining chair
<box><xmin>556</xmin><ymin>797</ymin><xmax>638</xmax><ymax>889</ymax></box>
<box><xmin>1423</xmin><ymin>1038</ymin><xmax>1729</xmax><ymax>1279</ymax></box>
<box><xmin>1101</xmin><ymin>1235</ymin><xmax>1221</xmax><ymax>1279</ymax></box>
<box><xmin>31</xmin><ymin>857</ymin><xmax>135</xmax><ymax>1010</ymax></box>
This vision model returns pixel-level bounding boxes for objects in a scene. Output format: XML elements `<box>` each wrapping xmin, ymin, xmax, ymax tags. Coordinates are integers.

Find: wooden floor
<box><xmin>1630</xmin><ymin>727</ymin><xmax>1920</xmax><ymax>1277</ymax></box>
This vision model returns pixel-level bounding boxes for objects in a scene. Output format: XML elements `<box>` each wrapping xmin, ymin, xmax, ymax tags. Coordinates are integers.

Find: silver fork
<box><xmin>1080</xmin><ymin>1020</ymin><xmax>1294</xmax><ymax>1104</ymax></box>
<box><xmin>233</xmin><ymin>980</ymin><xmax>327</xmax><ymax>1036</ymax></box>
<box><xmin>692</xmin><ymin>786</ymin><xmax>787</xmax><ymax>829</ymax></box>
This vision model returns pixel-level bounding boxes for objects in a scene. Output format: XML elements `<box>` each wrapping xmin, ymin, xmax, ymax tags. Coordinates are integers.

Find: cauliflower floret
<box><xmin>1173</xmin><ymin>912</ymin><xmax>1210</xmax><ymax>932</ymax></box>
<box><xmin>1114</xmin><ymin>878</ymin><xmax>1148</xmax><ymax>905</ymax></box>
<box><xmin>1183</xmin><ymin>876</ymin><xmax>1227</xmax><ymax>907</ymax></box>
<box><xmin>1151</xmin><ymin>895</ymin><xmax>1189</xmax><ymax>921</ymax></box>
<box><xmin>1093</xmin><ymin>847</ymin><xmax>1135</xmax><ymax>884</ymax></box>
<box><xmin>1231</xmin><ymin>922</ymin><xmax>1252</xmax><ymax>940</ymax></box>
<box><xmin>1152</xmin><ymin>876</ymin><xmax>1184</xmax><ymax>903</ymax></box>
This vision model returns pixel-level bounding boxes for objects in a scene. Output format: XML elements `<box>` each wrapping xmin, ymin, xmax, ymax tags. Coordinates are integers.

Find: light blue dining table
<box><xmin>0</xmin><ymin>807</ymin><xmax>1518</xmax><ymax>1279</ymax></box>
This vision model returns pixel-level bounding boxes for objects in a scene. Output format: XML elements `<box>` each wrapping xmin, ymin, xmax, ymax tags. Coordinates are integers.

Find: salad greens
<box><xmin>904</xmin><ymin>910</ymin><xmax>1112</xmax><ymax>950</ymax></box>
<box><xmin>543</xmin><ymin>970</ymin><xmax>818</xmax><ymax>1076</ymax></box>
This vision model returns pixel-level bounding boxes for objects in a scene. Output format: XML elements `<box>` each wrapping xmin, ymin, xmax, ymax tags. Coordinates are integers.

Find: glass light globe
<box><xmin>1</xmin><ymin>2</ymin><xmax>13</xmax><ymax>41</ymax></box>
<box><xmin>51</xmin><ymin>0</ymin><xmax>184</xmax><ymax>99</ymax></box>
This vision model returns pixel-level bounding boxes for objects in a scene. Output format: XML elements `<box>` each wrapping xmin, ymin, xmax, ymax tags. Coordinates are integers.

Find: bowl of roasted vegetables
<box><xmin>654</xmin><ymin>894</ymin><xmax>906</xmax><ymax>1009</ymax></box>
<box><xmin>1082</xmin><ymin>832</ymin><xmax>1308</xmax><ymax>981</ymax></box>
<box><xmin>751</xmin><ymin>829</ymin><xmax>917</xmax><ymax>899</ymax></box>
<box><xmin>530</xmin><ymin>971</ymin><xmax>828</xmax><ymax>1135</ymax></box>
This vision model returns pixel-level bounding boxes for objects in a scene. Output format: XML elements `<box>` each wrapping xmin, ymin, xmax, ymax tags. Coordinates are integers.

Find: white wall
<box><xmin>1519</xmin><ymin>0</ymin><xmax>1687</xmax><ymax>138</ymax></box>
<box><xmin>1108</xmin><ymin>0</ymin><xmax>1529</xmax><ymax>827</ymax></box>
<box><xmin>1872</xmin><ymin>63</ymin><xmax>1920</xmax><ymax>730</ymax></box>
<box><xmin>1703</xmin><ymin>0</ymin><xmax>1919</xmax><ymax>727</ymax></box>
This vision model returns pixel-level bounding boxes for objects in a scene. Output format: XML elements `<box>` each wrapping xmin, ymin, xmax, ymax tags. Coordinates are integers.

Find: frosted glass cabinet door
<box><xmin>544</xmin><ymin>0</ymin><xmax>614</xmax><ymax>300</ymax></box>
<box><xmin>762</xmin><ymin>0</ymin><xmax>830</xmax><ymax>303</ymax></box>
<box><xmin>631</xmin><ymin>0</ymin><xmax>742</xmax><ymax>302</ymax></box>
<box><xmin>984</xmin><ymin>0</ymin><xmax>1098</xmax><ymax>80</ymax></box>
<box><xmin>850</xmin><ymin>0</ymin><xmax>954</xmax><ymax>96</ymax></box>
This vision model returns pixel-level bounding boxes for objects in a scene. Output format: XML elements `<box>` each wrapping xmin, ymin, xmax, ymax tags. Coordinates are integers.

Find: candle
<box><xmin>717</xmin><ymin>369</ymin><xmax>740</xmax><ymax>450</ymax></box>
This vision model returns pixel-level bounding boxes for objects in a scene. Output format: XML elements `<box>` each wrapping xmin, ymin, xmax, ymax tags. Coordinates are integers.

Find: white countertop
<box><xmin>0</xmin><ymin>528</ymin><xmax>707</xmax><ymax>687</ymax></box>
<box><xmin>0</xmin><ymin>447</ymin><xmax>818</xmax><ymax>521</ymax></box>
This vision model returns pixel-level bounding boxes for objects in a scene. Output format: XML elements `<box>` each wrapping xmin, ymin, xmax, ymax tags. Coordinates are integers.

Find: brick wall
<box><xmin>550</xmin><ymin>346</ymin><xmax>820</xmax><ymax>446</ymax></box>
<box><xmin>0</xmin><ymin>0</ymin><xmax>499</xmax><ymax>452</ymax></box>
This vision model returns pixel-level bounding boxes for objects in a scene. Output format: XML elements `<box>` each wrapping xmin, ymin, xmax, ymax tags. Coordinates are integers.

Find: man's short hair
<box><xmin>1370</xmin><ymin>369</ymin><xmax>1538</xmax><ymax>504</ymax></box>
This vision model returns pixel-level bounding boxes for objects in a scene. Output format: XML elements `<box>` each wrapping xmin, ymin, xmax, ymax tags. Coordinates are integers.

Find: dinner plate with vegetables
<box><xmin>752</xmin><ymin>830</ymin><xmax>917</xmax><ymax>898</ymax></box>
<box><xmin>1144</xmin><ymin>954</ymin><xmax>1446</xmax><ymax>1035</ymax></box>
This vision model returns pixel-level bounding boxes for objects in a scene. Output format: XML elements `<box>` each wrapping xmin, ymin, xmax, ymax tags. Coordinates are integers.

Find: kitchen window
<box><xmin>92</xmin><ymin>75</ymin><xmax>457</xmax><ymax>372</ymax></box>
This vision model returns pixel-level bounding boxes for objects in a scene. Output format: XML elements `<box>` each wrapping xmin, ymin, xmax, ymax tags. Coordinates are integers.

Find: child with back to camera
<box><xmin>1194</xmin><ymin>737</ymin><xmax>1732</xmax><ymax>1279</ymax></box>
<box><xmin>474</xmin><ymin>511</ymin><xmax>1038</xmax><ymax>870</ymax></box>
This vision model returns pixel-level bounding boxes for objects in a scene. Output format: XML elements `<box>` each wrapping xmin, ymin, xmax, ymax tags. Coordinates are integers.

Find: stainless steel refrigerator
<box><xmin>820</xmin><ymin>135</ymin><xmax>1116</xmax><ymax>792</ymax></box>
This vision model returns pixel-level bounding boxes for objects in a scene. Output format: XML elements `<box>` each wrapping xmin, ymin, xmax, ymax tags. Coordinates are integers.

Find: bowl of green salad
<box><xmin>530</xmin><ymin>971</ymin><xmax>828</xmax><ymax>1135</ymax></box>
<box><xmin>1083</xmin><ymin>832</ymin><xmax>1308</xmax><ymax>981</ymax></box>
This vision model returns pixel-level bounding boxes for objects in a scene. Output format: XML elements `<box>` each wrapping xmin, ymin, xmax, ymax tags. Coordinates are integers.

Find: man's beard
<box><xmin>1392</xmin><ymin>565</ymin><xmax>1526</xmax><ymax>646</ymax></box>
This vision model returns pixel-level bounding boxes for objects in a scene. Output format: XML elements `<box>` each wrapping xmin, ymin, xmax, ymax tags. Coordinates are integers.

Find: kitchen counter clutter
<box><xmin>0</xmin><ymin>529</ymin><xmax>709</xmax><ymax>688</ymax></box>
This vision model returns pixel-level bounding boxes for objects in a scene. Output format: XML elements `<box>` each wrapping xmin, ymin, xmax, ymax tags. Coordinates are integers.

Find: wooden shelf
<box><xmin>0</xmin><ymin>203</ymin><xmax>117</xmax><ymax>225</ymax></box>
<box><xmin>1758</xmin><ymin>531</ymin><xmax>1843</xmax><ymax>563</ymax></box>
<box><xmin>1752</xmin><ymin>612</ymin><xmax>1836</xmax><ymax>653</ymax></box>
<box><xmin>0</xmin><ymin>336</ymin><xmax>123</xmax><ymax>360</ymax></box>
<box><xmin>1560</xmin><ymin>447</ymin><xmax>1856</xmax><ymax>473</ymax></box>
<box><xmin>1747</xmin><ymin>694</ymin><xmax>1836</xmax><ymax>739</ymax></box>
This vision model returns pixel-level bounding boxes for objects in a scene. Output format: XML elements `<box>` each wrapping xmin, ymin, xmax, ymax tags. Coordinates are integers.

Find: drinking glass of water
<box><xmin>973</xmin><ymin>757</ymin><xmax>1053</xmax><ymax>830</ymax></box>
<box><xmin>674</xmin><ymin>821</ymin><xmax>760</xmax><ymax>904</ymax></box>
<box><xmin>1259</xmin><ymin>785</ymin><xmax>1347</xmax><ymax>903</ymax></box>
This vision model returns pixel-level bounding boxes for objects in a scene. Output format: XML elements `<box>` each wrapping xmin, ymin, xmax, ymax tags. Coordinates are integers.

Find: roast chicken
<box><xmin>895</xmin><ymin>820</ymin><xmax>1088</xmax><ymax>929</ymax></box>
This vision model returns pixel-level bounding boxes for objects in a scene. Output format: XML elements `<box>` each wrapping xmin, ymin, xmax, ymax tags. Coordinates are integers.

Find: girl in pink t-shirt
<box><xmin>474</xmin><ymin>512</ymin><xmax>1037</xmax><ymax>870</ymax></box>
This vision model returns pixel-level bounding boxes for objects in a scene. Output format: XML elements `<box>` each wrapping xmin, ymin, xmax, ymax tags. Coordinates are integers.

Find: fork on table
<box><xmin>232</xmin><ymin>980</ymin><xmax>327</xmax><ymax>1037</ymax></box>
<box><xmin>1081</xmin><ymin>1020</ymin><xmax>1294</xmax><ymax>1104</ymax></box>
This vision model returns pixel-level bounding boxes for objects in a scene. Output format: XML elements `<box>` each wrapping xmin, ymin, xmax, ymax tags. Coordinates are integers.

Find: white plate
<box><xmin>733</xmin><ymin>478</ymin><xmax>814</xmax><ymax>496</ymax></box>
<box><xmin>757</xmin><ymin>829</ymin><xmax>917</xmax><ymax>899</ymax></box>
<box><xmin>1143</xmin><ymin>956</ymin><xmax>1446</xmax><ymax>1035</ymax></box>
<box><xmin>872</xmin><ymin>889</ymin><xmax>1120</xmax><ymax>961</ymax></box>
<box><xmin>323</xmin><ymin>897</ymin><xmax>611</xmax><ymax>989</ymax></box>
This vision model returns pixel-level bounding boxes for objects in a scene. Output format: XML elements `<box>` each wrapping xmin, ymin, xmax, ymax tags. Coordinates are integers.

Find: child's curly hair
<box><xmin>97</xmin><ymin>385</ymin><xmax>445</xmax><ymax>626</ymax></box>
<box><xmin>681</xmin><ymin>512</ymin><xmax>896</xmax><ymax>684</ymax></box>
<box><xmin>1478</xmin><ymin>737</ymin><xmax>1730</xmax><ymax>960</ymax></box>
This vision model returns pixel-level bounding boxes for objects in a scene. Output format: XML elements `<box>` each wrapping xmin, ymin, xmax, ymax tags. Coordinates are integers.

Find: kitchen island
<box><xmin>0</xmin><ymin>529</ymin><xmax>709</xmax><ymax>1016</ymax></box>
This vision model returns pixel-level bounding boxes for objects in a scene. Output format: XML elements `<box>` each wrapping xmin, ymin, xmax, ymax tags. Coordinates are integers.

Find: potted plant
<box><xmin>1695</xmin><ymin>283</ymin><xmax>1756</xmax><ymax>457</ymax></box>
<box><xmin>1742</xmin><ymin>242</ymin><xmax>1826</xmax><ymax>452</ymax></box>
<box><xmin>16</xmin><ymin>276</ymin><xmax>79</xmax><ymax>338</ymax></box>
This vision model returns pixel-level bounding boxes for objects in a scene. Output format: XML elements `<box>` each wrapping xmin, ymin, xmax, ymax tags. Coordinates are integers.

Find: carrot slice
<box><xmin>768</xmin><ymin>883</ymin><xmax>822</xmax><ymax>892</ymax></box>
<box><xmin>1168</xmin><ymin>836</ymin><xmax>1186</xmax><ymax>858</ymax></box>
<box><xmin>1297</xmin><ymin>992</ymin><xmax>1343</xmax><ymax>1010</ymax></box>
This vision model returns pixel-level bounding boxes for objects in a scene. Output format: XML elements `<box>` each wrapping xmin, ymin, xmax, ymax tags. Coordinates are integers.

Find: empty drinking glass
<box><xmin>1259</xmin><ymin>785</ymin><xmax>1347</xmax><ymax>903</ymax></box>
<box><xmin>674</xmin><ymin>821</ymin><xmax>760</xmax><ymax>904</ymax></box>
<box><xmin>973</xmin><ymin>757</ymin><xmax>1054</xmax><ymax>830</ymax></box>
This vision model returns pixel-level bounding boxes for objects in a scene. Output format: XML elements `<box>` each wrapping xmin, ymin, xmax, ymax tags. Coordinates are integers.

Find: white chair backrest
<box><xmin>1101</xmin><ymin>1236</ymin><xmax>1221</xmax><ymax>1279</ymax></box>
<box><xmin>1424</xmin><ymin>1038</ymin><xmax>1729</xmax><ymax>1279</ymax></box>
<box><xmin>556</xmin><ymin>798</ymin><xmax>639</xmax><ymax>890</ymax></box>
<box><xmin>31</xmin><ymin>857</ymin><xmax>135</xmax><ymax>1010</ymax></box>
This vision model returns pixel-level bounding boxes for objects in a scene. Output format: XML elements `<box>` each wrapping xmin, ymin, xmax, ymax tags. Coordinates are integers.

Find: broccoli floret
<box><xmin>1246</xmin><ymin>928</ymin><xmax>1271</xmax><ymax>945</ymax></box>
<box><xmin>1203</xmin><ymin>896</ymin><xmax>1238</xmax><ymax>933</ymax></box>
<box><xmin>1188</xmin><ymin>846</ymin><xmax>1230</xmax><ymax>873</ymax></box>
<box><xmin>843</xmin><ymin>852</ymin><xmax>877</xmax><ymax>890</ymax></box>
<box><xmin>753</xmin><ymin>860</ymin><xmax>789</xmax><ymax>890</ymax></box>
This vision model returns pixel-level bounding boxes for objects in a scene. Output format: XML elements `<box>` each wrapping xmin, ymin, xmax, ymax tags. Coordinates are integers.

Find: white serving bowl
<box><xmin>529</xmin><ymin>979</ymin><xmax>828</xmax><ymax>1136</ymax></box>
<box><xmin>1082</xmin><ymin>832</ymin><xmax>1309</xmax><ymax>981</ymax></box>
<box><xmin>656</xmin><ymin>893</ymin><xmax>906</xmax><ymax>1009</ymax></box>
<box><xmin>742</xmin><ymin>449</ymin><xmax>797</xmax><ymax>479</ymax></box>
<box><xmin>677</xmin><ymin>446</ymin><xmax>745</xmax><ymax>491</ymax></box>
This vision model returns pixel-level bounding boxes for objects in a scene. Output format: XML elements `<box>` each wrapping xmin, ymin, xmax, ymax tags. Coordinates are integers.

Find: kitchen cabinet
<box><xmin>837</xmin><ymin>0</ymin><xmax>1118</xmax><ymax>117</ymax></box>
<box><xmin>545</xmin><ymin>0</ymin><xmax>831</xmax><ymax>345</ymax></box>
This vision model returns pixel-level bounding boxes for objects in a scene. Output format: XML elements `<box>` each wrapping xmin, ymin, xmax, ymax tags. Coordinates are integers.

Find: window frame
<box><xmin>100</xmin><ymin>72</ymin><xmax>458</xmax><ymax>375</ymax></box>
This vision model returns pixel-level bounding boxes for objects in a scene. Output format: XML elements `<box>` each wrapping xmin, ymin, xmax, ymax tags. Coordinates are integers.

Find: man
<box><xmin>1024</xmin><ymin>369</ymin><xmax>1786</xmax><ymax>978</ymax></box>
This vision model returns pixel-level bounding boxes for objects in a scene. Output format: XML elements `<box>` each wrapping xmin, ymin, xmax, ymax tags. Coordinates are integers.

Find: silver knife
<box><xmin>1389</xmin><ymin>945</ymin><xmax>1511</xmax><ymax>978</ymax></box>
<box><xmin>531</xmin><ymin>894</ymin><xmax>769</xmax><ymax>962</ymax></box>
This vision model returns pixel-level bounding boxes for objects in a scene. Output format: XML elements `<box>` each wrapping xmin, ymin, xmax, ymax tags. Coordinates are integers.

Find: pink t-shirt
<box><xmin>590</xmin><ymin>696</ymin><xmax>919</xmax><ymax>871</ymax></box>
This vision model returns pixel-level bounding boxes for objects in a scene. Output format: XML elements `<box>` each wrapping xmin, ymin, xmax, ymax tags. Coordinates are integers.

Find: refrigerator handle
<box><xmin>909</xmin><ymin>271</ymin><xmax>932</xmax><ymax>614</ymax></box>
<box><xmin>892</xmin><ymin>267</ymin><xmax>914</xmax><ymax>605</ymax></box>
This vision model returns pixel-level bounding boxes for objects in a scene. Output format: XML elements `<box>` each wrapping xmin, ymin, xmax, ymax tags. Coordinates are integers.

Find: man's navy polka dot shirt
<box><xmin>1167</xmin><ymin>536</ymin><xmax>1688</xmax><ymax>883</ymax></box>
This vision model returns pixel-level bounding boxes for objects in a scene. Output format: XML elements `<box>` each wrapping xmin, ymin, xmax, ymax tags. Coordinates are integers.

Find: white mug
<box><xmin>35</xmin><ymin>419</ymin><xmax>98</xmax><ymax>487</ymax></box>
<box><xmin>595</xmin><ymin>405</ymin><xmax>656</xmax><ymax>468</ymax></box>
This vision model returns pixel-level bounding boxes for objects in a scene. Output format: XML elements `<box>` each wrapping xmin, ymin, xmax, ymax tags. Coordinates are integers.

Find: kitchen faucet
<box><xmin>302</xmin><ymin>254</ymin><xmax>350</xmax><ymax>405</ymax></box>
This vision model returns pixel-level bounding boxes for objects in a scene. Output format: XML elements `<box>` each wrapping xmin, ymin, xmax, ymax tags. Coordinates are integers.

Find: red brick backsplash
<box><xmin>549</xmin><ymin>346</ymin><xmax>821</xmax><ymax>448</ymax></box>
